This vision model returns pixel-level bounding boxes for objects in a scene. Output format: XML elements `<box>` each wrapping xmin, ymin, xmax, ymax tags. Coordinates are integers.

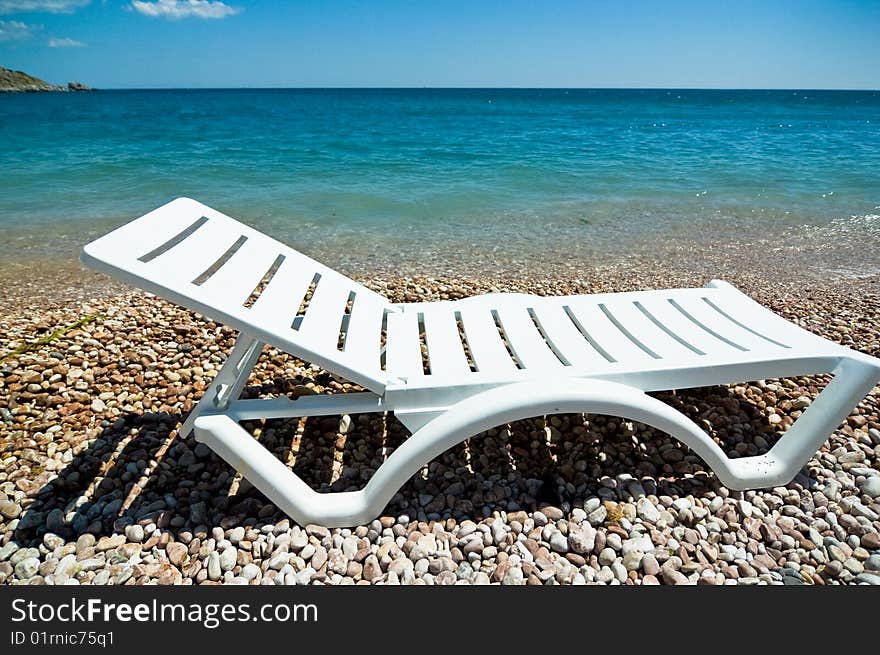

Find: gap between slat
<box><xmin>491</xmin><ymin>309</ymin><xmax>525</xmax><ymax>369</ymax></box>
<box><xmin>138</xmin><ymin>216</ymin><xmax>208</xmax><ymax>263</ymax></box>
<box><xmin>417</xmin><ymin>312</ymin><xmax>431</xmax><ymax>375</ymax></box>
<box><xmin>527</xmin><ymin>307</ymin><xmax>571</xmax><ymax>366</ymax></box>
<box><xmin>192</xmin><ymin>235</ymin><xmax>248</xmax><ymax>286</ymax></box>
<box><xmin>598</xmin><ymin>303</ymin><xmax>661</xmax><ymax>359</ymax></box>
<box><xmin>379</xmin><ymin>309</ymin><xmax>390</xmax><ymax>372</ymax></box>
<box><xmin>243</xmin><ymin>254</ymin><xmax>285</xmax><ymax>308</ymax></box>
<box><xmin>562</xmin><ymin>305</ymin><xmax>616</xmax><ymax>363</ymax></box>
<box><xmin>292</xmin><ymin>273</ymin><xmax>322</xmax><ymax>330</ymax></box>
<box><xmin>670</xmin><ymin>299</ymin><xmax>748</xmax><ymax>351</ymax></box>
<box><xmin>454</xmin><ymin>311</ymin><xmax>478</xmax><ymax>372</ymax></box>
<box><xmin>633</xmin><ymin>301</ymin><xmax>706</xmax><ymax>355</ymax></box>
<box><xmin>337</xmin><ymin>291</ymin><xmax>357</xmax><ymax>351</ymax></box>
<box><xmin>701</xmin><ymin>297</ymin><xmax>789</xmax><ymax>349</ymax></box>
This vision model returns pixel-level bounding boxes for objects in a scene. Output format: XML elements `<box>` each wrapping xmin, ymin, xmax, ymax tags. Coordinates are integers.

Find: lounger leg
<box><xmin>194</xmin><ymin>379</ymin><xmax>735</xmax><ymax>526</ymax></box>
<box><xmin>191</xmin><ymin>365</ymin><xmax>879</xmax><ymax>526</ymax></box>
<box><xmin>179</xmin><ymin>332</ymin><xmax>264</xmax><ymax>436</ymax></box>
<box><xmin>722</xmin><ymin>357</ymin><xmax>880</xmax><ymax>490</ymax></box>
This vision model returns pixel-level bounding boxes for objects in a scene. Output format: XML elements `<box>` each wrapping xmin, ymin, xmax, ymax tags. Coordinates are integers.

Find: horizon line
<box><xmin>81</xmin><ymin>86</ymin><xmax>880</xmax><ymax>92</ymax></box>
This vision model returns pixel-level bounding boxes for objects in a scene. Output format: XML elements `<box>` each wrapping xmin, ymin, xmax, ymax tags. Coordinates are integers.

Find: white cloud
<box><xmin>48</xmin><ymin>35</ymin><xmax>85</xmax><ymax>47</ymax></box>
<box><xmin>0</xmin><ymin>1</ymin><xmax>90</xmax><ymax>14</ymax></box>
<box><xmin>0</xmin><ymin>18</ymin><xmax>37</xmax><ymax>40</ymax></box>
<box><xmin>130</xmin><ymin>0</ymin><xmax>239</xmax><ymax>20</ymax></box>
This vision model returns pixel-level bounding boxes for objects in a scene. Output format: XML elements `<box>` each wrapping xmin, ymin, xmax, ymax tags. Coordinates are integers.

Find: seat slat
<box><xmin>422</xmin><ymin>308</ymin><xmax>471</xmax><ymax>377</ymax></box>
<box><xmin>297</xmin><ymin>275</ymin><xmax>354</xmax><ymax>349</ymax></box>
<box><xmin>457</xmin><ymin>306</ymin><xmax>519</xmax><ymax>375</ymax></box>
<box><xmin>196</xmin><ymin>237</ymin><xmax>285</xmax><ymax>307</ymax></box>
<box><xmin>599</xmin><ymin>299</ymin><xmax>698</xmax><ymax>360</ymax></box>
<box><xmin>494</xmin><ymin>305</ymin><xmax>563</xmax><ymax>370</ymax></box>
<box><xmin>531</xmin><ymin>302</ymin><xmax>610</xmax><ymax>367</ymax></box>
<box><xmin>339</xmin><ymin>295</ymin><xmax>386</xmax><ymax>377</ymax></box>
<box><xmin>386</xmin><ymin>310</ymin><xmax>425</xmax><ymax>381</ymax></box>
<box><xmin>633</xmin><ymin>296</ymin><xmax>733</xmax><ymax>357</ymax></box>
<box><xmin>674</xmin><ymin>294</ymin><xmax>791</xmax><ymax>352</ymax></box>
<box><xmin>565</xmin><ymin>300</ymin><xmax>655</xmax><ymax>363</ymax></box>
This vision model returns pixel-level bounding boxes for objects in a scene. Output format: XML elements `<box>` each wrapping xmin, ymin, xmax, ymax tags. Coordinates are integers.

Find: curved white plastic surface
<box><xmin>195</xmin><ymin>358</ymin><xmax>879</xmax><ymax>527</ymax></box>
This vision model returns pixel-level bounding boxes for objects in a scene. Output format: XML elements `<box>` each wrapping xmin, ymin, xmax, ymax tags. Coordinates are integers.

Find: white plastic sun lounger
<box><xmin>82</xmin><ymin>198</ymin><xmax>880</xmax><ymax>527</ymax></box>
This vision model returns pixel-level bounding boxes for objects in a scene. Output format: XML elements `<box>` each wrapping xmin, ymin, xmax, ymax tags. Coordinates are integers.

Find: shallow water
<box><xmin>1</xmin><ymin>88</ymin><xmax>878</xmax><ymax>270</ymax></box>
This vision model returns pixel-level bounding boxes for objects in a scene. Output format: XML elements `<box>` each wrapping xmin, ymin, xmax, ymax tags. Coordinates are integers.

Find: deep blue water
<box><xmin>1</xmin><ymin>88</ymin><xmax>878</xmax><ymax>265</ymax></box>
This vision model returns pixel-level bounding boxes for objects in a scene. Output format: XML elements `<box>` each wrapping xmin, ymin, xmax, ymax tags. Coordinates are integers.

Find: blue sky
<box><xmin>0</xmin><ymin>1</ymin><xmax>878</xmax><ymax>88</ymax></box>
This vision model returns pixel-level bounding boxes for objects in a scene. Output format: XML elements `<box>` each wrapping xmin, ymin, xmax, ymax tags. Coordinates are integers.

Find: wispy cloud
<box><xmin>0</xmin><ymin>0</ymin><xmax>90</xmax><ymax>14</ymax></box>
<box><xmin>130</xmin><ymin>0</ymin><xmax>239</xmax><ymax>20</ymax></box>
<box><xmin>0</xmin><ymin>18</ymin><xmax>38</xmax><ymax>40</ymax></box>
<box><xmin>48</xmin><ymin>35</ymin><xmax>85</xmax><ymax>47</ymax></box>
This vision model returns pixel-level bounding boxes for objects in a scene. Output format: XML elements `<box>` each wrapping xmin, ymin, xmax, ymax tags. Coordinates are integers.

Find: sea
<box><xmin>1</xmin><ymin>88</ymin><xmax>878</xmax><ymax>274</ymax></box>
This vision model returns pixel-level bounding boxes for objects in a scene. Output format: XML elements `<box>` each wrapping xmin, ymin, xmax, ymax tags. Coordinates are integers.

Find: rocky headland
<box><xmin>0</xmin><ymin>66</ymin><xmax>91</xmax><ymax>93</ymax></box>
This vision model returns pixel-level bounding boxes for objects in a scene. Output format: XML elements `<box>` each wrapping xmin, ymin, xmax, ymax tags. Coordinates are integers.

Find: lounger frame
<box><xmin>82</xmin><ymin>199</ymin><xmax>880</xmax><ymax>527</ymax></box>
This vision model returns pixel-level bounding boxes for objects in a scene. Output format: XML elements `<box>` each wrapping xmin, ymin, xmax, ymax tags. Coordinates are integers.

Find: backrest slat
<box><xmin>82</xmin><ymin>198</ymin><xmax>392</xmax><ymax>391</ymax></box>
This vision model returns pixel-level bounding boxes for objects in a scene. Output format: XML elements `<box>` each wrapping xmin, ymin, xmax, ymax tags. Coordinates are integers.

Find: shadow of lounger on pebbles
<box><xmin>12</xmin><ymin>382</ymin><xmax>791</xmax><ymax>550</ymax></box>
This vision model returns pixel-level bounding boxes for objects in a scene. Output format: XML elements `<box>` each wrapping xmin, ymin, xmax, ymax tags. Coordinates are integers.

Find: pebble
<box><xmin>598</xmin><ymin>548</ymin><xmax>617</xmax><ymax>566</ymax></box>
<box><xmin>623</xmin><ymin>549</ymin><xmax>644</xmax><ymax>571</ymax></box>
<box><xmin>229</xmin><ymin>527</ymin><xmax>246</xmax><ymax>545</ymax></box>
<box><xmin>0</xmin><ymin>542</ymin><xmax>20</xmax><ymax>561</ymax></box>
<box><xmin>502</xmin><ymin>566</ymin><xmax>525</xmax><ymax>585</ymax></box>
<box><xmin>642</xmin><ymin>553</ymin><xmax>660</xmax><ymax>576</ymax></box>
<box><xmin>241</xmin><ymin>563</ymin><xmax>261</xmax><ymax>581</ymax></box>
<box><xmin>268</xmin><ymin>552</ymin><xmax>289</xmax><ymax>571</ymax></box>
<box><xmin>165</xmin><ymin>542</ymin><xmax>188</xmax><ymax>567</ymax></box>
<box><xmin>1</xmin><ymin>272</ymin><xmax>878</xmax><ymax>587</ymax></box>
<box><xmin>636</xmin><ymin>498</ymin><xmax>660</xmax><ymax>523</ymax></box>
<box><xmin>568</xmin><ymin>525</ymin><xmax>596</xmax><ymax>554</ymax></box>
<box><xmin>219</xmin><ymin>546</ymin><xmax>237</xmax><ymax>571</ymax></box>
<box><xmin>549</xmin><ymin>531</ymin><xmax>569</xmax><ymax>553</ymax></box>
<box><xmin>206</xmin><ymin>552</ymin><xmax>221</xmax><ymax>581</ymax></box>
<box><xmin>0</xmin><ymin>500</ymin><xmax>22</xmax><ymax>520</ymax></box>
<box><xmin>858</xmin><ymin>477</ymin><xmax>880</xmax><ymax>498</ymax></box>
<box><xmin>15</xmin><ymin>557</ymin><xmax>40</xmax><ymax>579</ymax></box>
<box><xmin>857</xmin><ymin>573</ymin><xmax>880</xmax><ymax>585</ymax></box>
<box><xmin>125</xmin><ymin>524</ymin><xmax>145</xmax><ymax>543</ymax></box>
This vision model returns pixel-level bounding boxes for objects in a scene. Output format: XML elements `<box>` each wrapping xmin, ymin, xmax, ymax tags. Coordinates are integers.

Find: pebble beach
<box><xmin>1</xmin><ymin>254</ymin><xmax>879</xmax><ymax>586</ymax></box>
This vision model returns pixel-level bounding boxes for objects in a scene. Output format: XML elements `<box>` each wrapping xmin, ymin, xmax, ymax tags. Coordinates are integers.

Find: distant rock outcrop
<box><xmin>0</xmin><ymin>66</ymin><xmax>92</xmax><ymax>93</ymax></box>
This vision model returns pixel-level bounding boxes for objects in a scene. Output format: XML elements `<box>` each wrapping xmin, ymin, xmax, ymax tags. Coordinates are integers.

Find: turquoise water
<box><xmin>1</xmin><ymin>89</ymin><xmax>879</xmax><ymax>267</ymax></box>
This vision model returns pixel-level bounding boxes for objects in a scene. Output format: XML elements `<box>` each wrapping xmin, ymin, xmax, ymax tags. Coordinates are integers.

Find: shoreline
<box><xmin>0</xmin><ymin>255</ymin><xmax>878</xmax><ymax>585</ymax></box>
<box><xmin>1</xmin><ymin>221</ymin><xmax>879</xmax><ymax>312</ymax></box>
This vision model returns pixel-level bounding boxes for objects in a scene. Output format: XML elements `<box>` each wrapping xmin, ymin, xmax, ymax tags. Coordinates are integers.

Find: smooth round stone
<box><xmin>0</xmin><ymin>500</ymin><xmax>22</xmax><ymax>520</ymax></box>
<box><xmin>10</xmin><ymin>548</ymin><xmax>39</xmax><ymax>566</ymax></box>
<box><xmin>568</xmin><ymin>526</ymin><xmax>596</xmax><ymax>555</ymax></box>
<box><xmin>843</xmin><ymin>558</ymin><xmax>864</xmax><ymax>575</ymax></box>
<box><xmin>636</xmin><ymin>498</ymin><xmax>660</xmax><ymax>523</ymax></box>
<box><xmin>549</xmin><ymin>531</ymin><xmax>569</xmax><ymax>553</ymax></box>
<box><xmin>206</xmin><ymin>552</ymin><xmax>222</xmax><ymax>581</ymax></box>
<box><xmin>241</xmin><ymin>563</ymin><xmax>261</xmax><ymax>581</ymax></box>
<box><xmin>125</xmin><ymin>524</ymin><xmax>145</xmax><ymax>543</ymax></box>
<box><xmin>598</xmin><ymin>548</ymin><xmax>617</xmax><ymax>566</ymax></box>
<box><xmin>228</xmin><ymin>527</ymin><xmax>246</xmax><ymax>545</ymax></box>
<box><xmin>15</xmin><ymin>557</ymin><xmax>40</xmax><ymax>579</ymax></box>
<box><xmin>219</xmin><ymin>546</ymin><xmax>237</xmax><ymax>571</ymax></box>
<box><xmin>857</xmin><ymin>477</ymin><xmax>880</xmax><ymax>498</ymax></box>
<box><xmin>623</xmin><ymin>549</ymin><xmax>644</xmax><ymax>571</ymax></box>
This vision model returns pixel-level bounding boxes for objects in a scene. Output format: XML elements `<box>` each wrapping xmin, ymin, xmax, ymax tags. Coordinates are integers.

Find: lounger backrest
<box><xmin>82</xmin><ymin>198</ymin><xmax>393</xmax><ymax>391</ymax></box>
